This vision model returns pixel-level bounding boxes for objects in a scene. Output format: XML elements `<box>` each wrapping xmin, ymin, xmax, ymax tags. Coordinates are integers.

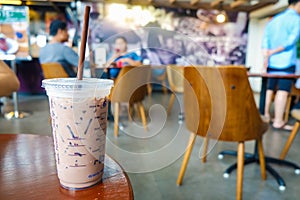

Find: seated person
<box><xmin>39</xmin><ymin>20</ymin><xmax>79</xmax><ymax>77</ymax></box>
<box><xmin>0</xmin><ymin>61</ymin><xmax>20</xmax><ymax>111</ymax></box>
<box><xmin>105</xmin><ymin>36</ymin><xmax>142</xmax><ymax>78</ymax></box>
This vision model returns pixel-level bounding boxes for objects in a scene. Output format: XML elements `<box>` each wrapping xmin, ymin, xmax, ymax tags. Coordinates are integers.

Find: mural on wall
<box><xmin>81</xmin><ymin>3</ymin><xmax>249</xmax><ymax>67</ymax></box>
<box><xmin>0</xmin><ymin>5</ymin><xmax>31</xmax><ymax>60</ymax></box>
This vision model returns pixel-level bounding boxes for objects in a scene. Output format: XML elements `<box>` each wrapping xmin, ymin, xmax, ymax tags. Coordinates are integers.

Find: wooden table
<box><xmin>0</xmin><ymin>134</ymin><xmax>134</xmax><ymax>200</ymax></box>
<box><xmin>248</xmin><ymin>72</ymin><xmax>300</xmax><ymax>114</ymax></box>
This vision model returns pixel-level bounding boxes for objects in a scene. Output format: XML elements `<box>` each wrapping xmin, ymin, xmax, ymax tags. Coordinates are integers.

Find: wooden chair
<box><xmin>269</xmin><ymin>83</ymin><xmax>300</xmax><ymax>122</ymax></box>
<box><xmin>0</xmin><ymin>61</ymin><xmax>20</xmax><ymax>116</ymax></box>
<box><xmin>110</xmin><ymin>66</ymin><xmax>151</xmax><ymax>137</ymax></box>
<box><xmin>40</xmin><ymin>62</ymin><xmax>69</xmax><ymax>79</ymax></box>
<box><xmin>0</xmin><ymin>61</ymin><xmax>20</xmax><ymax>98</ymax></box>
<box><xmin>40</xmin><ymin>62</ymin><xmax>69</xmax><ymax>123</ymax></box>
<box><xmin>166</xmin><ymin>65</ymin><xmax>184</xmax><ymax>115</ymax></box>
<box><xmin>177</xmin><ymin>66</ymin><xmax>267</xmax><ymax>200</ymax></box>
<box><xmin>147</xmin><ymin>67</ymin><xmax>168</xmax><ymax>96</ymax></box>
<box><xmin>284</xmin><ymin>84</ymin><xmax>300</xmax><ymax>121</ymax></box>
<box><xmin>280</xmin><ymin>109</ymin><xmax>300</xmax><ymax>160</ymax></box>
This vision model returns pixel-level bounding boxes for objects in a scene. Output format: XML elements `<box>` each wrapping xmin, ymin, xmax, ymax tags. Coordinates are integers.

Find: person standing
<box><xmin>262</xmin><ymin>0</ymin><xmax>300</xmax><ymax>131</ymax></box>
<box><xmin>39</xmin><ymin>20</ymin><xmax>79</xmax><ymax>77</ymax></box>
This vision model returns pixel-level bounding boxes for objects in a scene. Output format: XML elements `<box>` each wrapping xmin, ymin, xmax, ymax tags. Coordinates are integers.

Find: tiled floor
<box><xmin>0</xmin><ymin>92</ymin><xmax>299</xmax><ymax>200</ymax></box>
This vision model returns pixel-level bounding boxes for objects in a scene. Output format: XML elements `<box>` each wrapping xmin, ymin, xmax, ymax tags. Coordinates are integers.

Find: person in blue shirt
<box><xmin>39</xmin><ymin>20</ymin><xmax>79</xmax><ymax>77</ymax></box>
<box><xmin>262</xmin><ymin>0</ymin><xmax>300</xmax><ymax>131</ymax></box>
<box><xmin>106</xmin><ymin>36</ymin><xmax>142</xmax><ymax>78</ymax></box>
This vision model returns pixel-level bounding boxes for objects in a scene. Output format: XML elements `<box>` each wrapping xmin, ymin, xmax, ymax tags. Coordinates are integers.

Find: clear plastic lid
<box><xmin>42</xmin><ymin>78</ymin><xmax>114</xmax><ymax>98</ymax></box>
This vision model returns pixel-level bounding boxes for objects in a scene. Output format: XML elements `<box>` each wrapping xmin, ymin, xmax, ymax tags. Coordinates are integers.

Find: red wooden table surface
<box><xmin>0</xmin><ymin>134</ymin><xmax>134</xmax><ymax>200</ymax></box>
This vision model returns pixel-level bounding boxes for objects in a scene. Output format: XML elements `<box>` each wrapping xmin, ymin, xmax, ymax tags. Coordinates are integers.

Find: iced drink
<box><xmin>42</xmin><ymin>78</ymin><xmax>113</xmax><ymax>190</ymax></box>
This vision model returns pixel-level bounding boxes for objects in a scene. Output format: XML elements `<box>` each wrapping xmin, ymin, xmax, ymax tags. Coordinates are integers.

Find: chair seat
<box><xmin>291</xmin><ymin>109</ymin><xmax>300</xmax><ymax>120</ymax></box>
<box><xmin>283</xmin><ymin>84</ymin><xmax>300</xmax><ymax>121</ymax></box>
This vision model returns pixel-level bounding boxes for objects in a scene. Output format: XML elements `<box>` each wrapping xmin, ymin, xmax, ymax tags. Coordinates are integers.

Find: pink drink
<box><xmin>42</xmin><ymin>78</ymin><xmax>113</xmax><ymax>190</ymax></box>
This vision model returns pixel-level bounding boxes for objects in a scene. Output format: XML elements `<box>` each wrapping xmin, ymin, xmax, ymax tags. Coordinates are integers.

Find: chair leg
<box><xmin>128</xmin><ymin>103</ymin><xmax>133</xmax><ymax>122</ymax></box>
<box><xmin>114</xmin><ymin>102</ymin><xmax>120</xmax><ymax>137</ymax></box>
<box><xmin>294</xmin><ymin>95</ymin><xmax>300</xmax><ymax>105</ymax></box>
<box><xmin>147</xmin><ymin>83</ymin><xmax>152</xmax><ymax>96</ymax></box>
<box><xmin>135</xmin><ymin>103</ymin><xmax>141</xmax><ymax>119</ymax></box>
<box><xmin>236</xmin><ymin>142</ymin><xmax>244</xmax><ymax>200</ymax></box>
<box><xmin>177</xmin><ymin>133</ymin><xmax>197</xmax><ymax>186</ymax></box>
<box><xmin>284</xmin><ymin>95</ymin><xmax>292</xmax><ymax>122</ymax></box>
<box><xmin>48</xmin><ymin>116</ymin><xmax>52</xmax><ymax>124</ymax></box>
<box><xmin>280</xmin><ymin>121</ymin><xmax>300</xmax><ymax>159</ymax></box>
<box><xmin>138</xmin><ymin>102</ymin><xmax>148</xmax><ymax>131</ymax></box>
<box><xmin>162</xmin><ymin>80</ymin><xmax>168</xmax><ymax>94</ymax></box>
<box><xmin>167</xmin><ymin>93</ymin><xmax>175</xmax><ymax>115</ymax></box>
<box><xmin>202</xmin><ymin>136</ymin><xmax>209</xmax><ymax>163</ymax></box>
<box><xmin>257</xmin><ymin>137</ymin><xmax>266</xmax><ymax>180</ymax></box>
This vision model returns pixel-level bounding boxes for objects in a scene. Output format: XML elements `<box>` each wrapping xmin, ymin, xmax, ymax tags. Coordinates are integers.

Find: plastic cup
<box><xmin>42</xmin><ymin>78</ymin><xmax>113</xmax><ymax>190</ymax></box>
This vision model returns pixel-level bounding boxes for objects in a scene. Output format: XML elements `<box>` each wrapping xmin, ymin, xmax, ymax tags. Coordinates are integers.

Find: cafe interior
<box><xmin>1</xmin><ymin>0</ymin><xmax>300</xmax><ymax>199</ymax></box>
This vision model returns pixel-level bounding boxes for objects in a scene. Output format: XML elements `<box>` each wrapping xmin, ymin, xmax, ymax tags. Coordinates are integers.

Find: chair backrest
<box><xmin>290</xmin><ymin>84</ymin><xmax>300</xmax><ymax>96</ymax></box>
<box><xmin>184</xmin><ymin>66</ymin><xmax>268</xmax><ymax>142</ymax></box>
<box><xmin>166</xmin><ymin>65</ymin><xmax>184</xmax><ymax>93</ymax></box>
<box><xmin>111</xmin><ymin>66</ymin><xmax>151</xmax><ymax>104</ymax></box>
<box><xmin>0</xmin><ymin>61</ymin><xmax>20</xmax><ymax>97</ymax></box>
<box><xmin>40</xmin><ymin>62</ymin><xmax>69</xmax><ymax>79</ymax></box>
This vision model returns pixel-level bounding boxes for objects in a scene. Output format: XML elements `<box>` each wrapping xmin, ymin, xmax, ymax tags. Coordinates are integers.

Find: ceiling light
<box><xmin>0</xmin><ymin>0</ymin><xmax>22</xmax><ymax>5</ymax></box>
<box><xmin>215</xmin><ymin>1</ymin><xmax>227</xmax><ymax>23</ymax></box>
<box><xmin>216</xmin><ymin>11</ymin><xmax>227</xmax><ymax>23</ymax></box>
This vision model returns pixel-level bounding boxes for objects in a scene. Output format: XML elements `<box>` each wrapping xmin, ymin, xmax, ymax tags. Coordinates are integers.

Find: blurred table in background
<box><xmin>248</xmin><ymin>72</ymin><xmax>300</xmax><ymax>114</ymax></box>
